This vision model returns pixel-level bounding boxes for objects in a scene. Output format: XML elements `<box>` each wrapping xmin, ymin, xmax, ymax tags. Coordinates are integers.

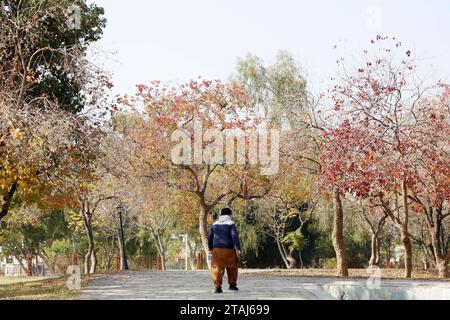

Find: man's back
<box><xmin>207</xmin><ymin>208</ymin><xmax>241</xmax><ymax>293</ymax></box>
<box><xmin>208</xmin><ymin>215</ymin><xmax>241</xmax><ymax>250</ymax></box>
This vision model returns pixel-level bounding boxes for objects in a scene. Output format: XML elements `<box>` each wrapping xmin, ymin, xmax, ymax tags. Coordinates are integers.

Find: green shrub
<box><xmin>46</xmin><ymin>239</ymin><xmax>73</xmax><ymax>275</ymax></box>
<box><xmin>322</xmin><ymin>257</ymin><xmax>337</xmax><ymax>269</ymax></box>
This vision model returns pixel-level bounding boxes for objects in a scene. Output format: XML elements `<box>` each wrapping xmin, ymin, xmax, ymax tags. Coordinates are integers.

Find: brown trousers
<box><xmin>211</xmin><ymin>248</ymin><xmax>238</xmax><ymax>288</ymax></box>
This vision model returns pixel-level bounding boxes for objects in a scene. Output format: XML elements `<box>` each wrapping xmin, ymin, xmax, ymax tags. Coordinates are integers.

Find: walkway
<box><xmin>82</xmin><ymin>270</ymin><xmax>334</xmax><ymax>300</ymax></box>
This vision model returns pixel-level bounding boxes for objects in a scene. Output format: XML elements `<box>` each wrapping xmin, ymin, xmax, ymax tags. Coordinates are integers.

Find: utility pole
<box><xmin>172</xmin><ymin>233</ymin><xmax>189</xmax><ymax>270</ymax></box>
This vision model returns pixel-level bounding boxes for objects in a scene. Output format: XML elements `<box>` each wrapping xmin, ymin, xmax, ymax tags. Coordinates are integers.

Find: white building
<box><xmin>0</xmin><ymin>248</ymin><xmax>51</xmax><ymax>276</ymax></box>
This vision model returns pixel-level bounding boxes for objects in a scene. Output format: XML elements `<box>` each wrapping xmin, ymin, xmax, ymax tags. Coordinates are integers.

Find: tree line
<box><xmin>0</xmin><ymin>1</ymin><xmax>448</xmax><ymax>278</ymax></box>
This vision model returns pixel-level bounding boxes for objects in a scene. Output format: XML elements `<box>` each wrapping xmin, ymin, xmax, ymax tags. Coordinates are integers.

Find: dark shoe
<box><xmin>229</xmin><ymin>284</ymin><xmax>239</xmax><ymax>291</ymax></box>
<box><xmin>214</xmin><ymin>287</ymin><xmax>223</xmax><ymax>293</ymax></box>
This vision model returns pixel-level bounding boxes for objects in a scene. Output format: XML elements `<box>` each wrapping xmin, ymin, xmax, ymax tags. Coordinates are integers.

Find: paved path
<box><xmin>82</xmin><ymin>270</ymin><xmax>450</xmax><ymax>300</ymax></box>
<box><xmin>82</xmin><ymin>270</ymin><xmax>334</xmax><ymax>300</ymax></box>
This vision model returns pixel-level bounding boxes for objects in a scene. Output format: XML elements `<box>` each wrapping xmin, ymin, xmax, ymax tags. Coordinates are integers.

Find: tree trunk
<box><xmin>37</xmin><ymin>251</ymin><xmax>53</xmax><ymax>275</ymax></box>
<box><xmin>26</xmin><ymin>252</ymin><xmax>33</xmax><ymax>276</ymax></box>
<box><xmin>399</xmin><ymin>226</ymin><xmax>412</xmax><ymax>278</ymax></box>
<box><xmin>401</xmin><ymin>179</ymin><xmax>412</xmax><ymax>278</ymax></box>
<box><xmin>103</xmin><ymin>235</ymin><xmax>115</xmax><ymax>272</ymax></box>
<box><xmin>84</xmin><ymin>247</ymin><xmax>91</xmax><ymax>275</ymax></box>
<box><xmin>279</xmin><ymin>238</ymin><xmax>297</xmax><ymax>268</ymax></box>
<box><xmin>83</xmin><ymin>213</ymin><xmax>96</xmax><ymax>274</ymax></box>
<box><xmin>198</xmin><ymin>205</ymin><xmax>211</xmax><ymax>268</ymax></box>
<box><xmin>386</xmin><ymin>243</ymin><xmax>392</xmax><ymax>268</ymax></box>
<box><xmin>0</xmin><ymin>181</ymin><xmax>17</xmax><ymax>221</ymax></box>
<box><xmin>15</xmin><ymin>255</ymin><xmax>28</xmax><ymax>275</ymax></box>
<box><xmin>276</xmin><ymin>239</ymin><xmax>290</xmax><ymax>268</ymax></box>
<box><xmin>419</xmin><ymin>243</ymin><xmax>429</xmax><ymax>270</ymax></box>
<box><xmin>117</xmin><ymin>233</ymin><xmax>124</xmax><ymax>271</ymax></box>
<box><xmin>153</xmin><ymin>231</ymin><xmax>166</xmax><ymax>271</ymax></box>
<box><xmin>430</xmin><ymin>221</ymin><xmax>449</xmax><ymax>278</ymax></box>
<box><xmin>332</xmin><ymin>188</ymin><xmax>348</xmax><ymax>276</ymax></box>
<box><xmin>89</xmin><ymin>249</ymin><xmax>97</xmax><ymax>274</ymax></box>
<box><xmin>286</xmin><ymin>249</ymin><xmax>297</xmax><ymax>269</ymax></box>
<box><xmin>369</xmin><ymin>233</ymin><xmax>379</xmax><ymax>267</ymax></box>
<box><xmin>434</xmin><ymin>255</ymin><xmax>449</xmax><ymax>279</ymax></box>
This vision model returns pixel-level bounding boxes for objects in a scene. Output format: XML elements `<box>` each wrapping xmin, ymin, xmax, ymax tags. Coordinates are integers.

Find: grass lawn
<box><xmin>0</xmin><ymin>274</ymin><xmax>102</xmax><ymax>300</ymax></box>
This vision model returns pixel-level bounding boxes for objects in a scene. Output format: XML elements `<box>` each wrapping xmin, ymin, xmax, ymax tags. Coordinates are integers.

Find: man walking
<box><xmin>208</xmin><ymin>207</ymin><xmax>241</xmax><ymax>293</ymax></box>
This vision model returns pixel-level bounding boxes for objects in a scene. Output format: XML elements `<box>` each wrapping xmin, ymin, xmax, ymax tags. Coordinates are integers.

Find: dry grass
<box><xmin>0</xmin><ymin>276</ymin><xmax>57</xmax><ymax>286</ymax></box>
<box><xmin>0</xmin><ymin>273</ymin><xmax>103</xmax><ymax>300</ymax></box>
<box><xmin>243</xmin><ymin>268</ymin><xmax>450</xmax><ymax>281</ymax></box>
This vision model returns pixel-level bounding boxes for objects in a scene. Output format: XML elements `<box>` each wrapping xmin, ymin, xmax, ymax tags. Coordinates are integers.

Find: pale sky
<box><xmin>90</xmin><ymin>0</ymin><xmax>450</xmax><ymax>98</ymax></box>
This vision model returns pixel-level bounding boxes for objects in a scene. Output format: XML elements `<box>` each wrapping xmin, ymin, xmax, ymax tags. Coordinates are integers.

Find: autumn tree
<box><xmin>406</xmin><ymin>88</ymin><xmax>450</xmax><ymax>277</ymax></box>
<box><xmin>0</xmin><ymin>0</ymin><xmax>106</xmax><ymax>112</ymax></box>
<box><xmin>128</xmin><ymin>179</ymin><xmax>176</xmax><ymax>271</ymax></box>
<box><xmin>357</xmin><ymin>201</ymin><xmax>388</xmax><ymax>267</ymax></box>
<box><xmin>0</xmin><ymin>0</ymin><xmax>108</xmax><ymax>222</ymax></box>
<box><xmin>0</xmin><ymin>102</ymin><xmax>100</xmax><ymax>222</ymax></box>
<box><xmin>94</xmin><ymin>206</ymin><xmax>119</xmax><ymax>272</ymax></box>
<box><xmin>321</xmin><ymin>36</ymin><xmax>443</xmax><ymax>278</ymax></box>
<box><xmin>121</xmin><ymin>80</ymin><xmax>273</xmax><ymax>265</ymax></box>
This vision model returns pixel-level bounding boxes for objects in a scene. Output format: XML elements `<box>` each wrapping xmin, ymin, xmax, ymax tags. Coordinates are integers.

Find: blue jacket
<box><xmin>208</xmin><ymin>215</ymin><xmax>241</xmax><ymax>250</ymax></box>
